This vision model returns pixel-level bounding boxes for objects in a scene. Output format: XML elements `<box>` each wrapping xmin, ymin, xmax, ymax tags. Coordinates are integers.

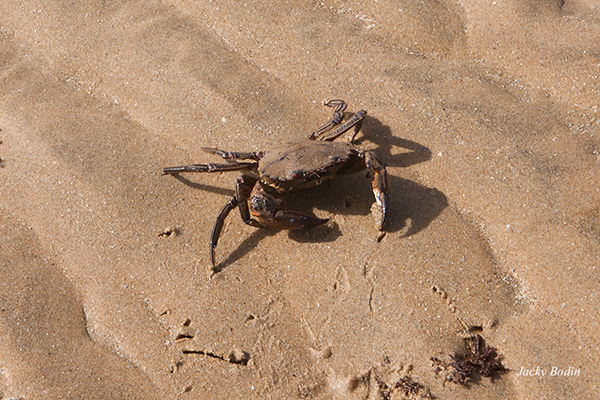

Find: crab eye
<box><xmin>291</xmin><ymin>170</ymin><xmax>303</xmax><ymax>179</ymax></box>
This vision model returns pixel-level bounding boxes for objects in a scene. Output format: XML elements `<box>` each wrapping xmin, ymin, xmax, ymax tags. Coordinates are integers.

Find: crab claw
<box><xmin>373</xmin><ymin>181</ymin><xmax>389</xmax><ymax>230</ymax></box>
<box><xmin>254</xmin><ymin>210</ymin><xmax>329</xmax><ymax>230</ymax></box>
<box><xmin>363</xmin><ymin>151</ymin><xmax>389</xmax><ymax>230</ymax></box>
<box><xmin>247</xmin><ymin>182</ymin><xmax>329</xmax><ymax>230</ymax></box>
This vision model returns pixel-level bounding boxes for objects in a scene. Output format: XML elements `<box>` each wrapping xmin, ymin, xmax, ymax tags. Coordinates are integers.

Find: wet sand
<box><xmin>1</xmin><ymin>1</ymin><xmax>599</xmax><ymax>398</ymax></box>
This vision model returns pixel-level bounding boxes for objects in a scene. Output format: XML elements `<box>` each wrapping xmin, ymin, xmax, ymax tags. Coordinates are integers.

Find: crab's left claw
<box><xmin>268</xmin><ymin>210</ymin><xmax>329</xmax><ymax>230</ymax></box>
<box><xmin>363</xmin><ymin>151</ymin><xmax>389</xmax><ymax>230</ymax></box>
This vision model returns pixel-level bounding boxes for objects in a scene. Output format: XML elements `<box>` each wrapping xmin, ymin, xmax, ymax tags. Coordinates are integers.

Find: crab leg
<box><xmin>235</xmin><ymin>175</ymin><xmax>261</xmax><ymax>228</ymax></box>
<box><xmin>309</xmin><ymin>99</ymin><xmax>347</xmax><ymax>140</ymax></box>
<box><xmin>209</xmin><ymin>174</ymin><xmax>260</xmax><ymax>267</ymax></box>
<box><xmin>362</xmin><ymin>151</ymin><xmax>389</xmax><ymax>230</ymax></box>
<box><xmin>320</xmin><ymin>109</ymin><xmax>366</xmax><ymax>143</ymax></box>
<box><xmin>210</xmin><ymin>197</ymin><xmax>238</xmax><ymax>267</ymax></box>
<box><xmin>201</xmin><ymin>147</ymin><xmax>263</xmax><ymax>161</ymax></box>
<box><xmin>162</xmin><ymin>162</ymin><xmax>256</xmax><ymax>175</ymax></box>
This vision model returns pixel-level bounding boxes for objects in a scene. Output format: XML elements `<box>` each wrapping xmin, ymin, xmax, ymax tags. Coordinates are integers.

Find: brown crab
<box><xmin>163</xmin><ymin>100</ymin><xmax>389</xmax><ymax>267</ymax></box>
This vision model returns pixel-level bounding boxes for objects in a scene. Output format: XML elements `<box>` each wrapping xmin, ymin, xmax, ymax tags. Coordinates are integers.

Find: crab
<box><xmin>163</xmin><ymin>100</ymin><xmax>389</xmax><ymax>267</ymax></box>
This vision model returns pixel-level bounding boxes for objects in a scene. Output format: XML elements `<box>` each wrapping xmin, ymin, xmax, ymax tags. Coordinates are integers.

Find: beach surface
<box><xmin>1</xmin><ymin>1</ymin><xmax>599</xmax><ymax>398</ymax></box>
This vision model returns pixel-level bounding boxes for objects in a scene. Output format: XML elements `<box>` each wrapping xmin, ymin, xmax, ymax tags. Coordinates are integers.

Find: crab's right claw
<box><xmin>364</xmin><ymin>151</ymin><xmax>389</xmax><ymax>230</ymax></box>
<box><xmin>373</xmin><ymin>173</ymin><xmax>389</xmax><ymax>230</ymax></box>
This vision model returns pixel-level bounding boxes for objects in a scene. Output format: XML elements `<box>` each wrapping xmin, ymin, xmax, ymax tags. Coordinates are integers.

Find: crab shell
<box><xmin>258</xmin><ymin>139</ymin><xmax>360</xmax><ymax>192</ymax></box>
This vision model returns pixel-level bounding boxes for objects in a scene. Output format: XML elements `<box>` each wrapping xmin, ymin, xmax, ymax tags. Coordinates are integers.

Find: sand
<box><xmin>0</xmin><ymin>0</ymin><xmax>599</xmax><ymax>398</ymax></box>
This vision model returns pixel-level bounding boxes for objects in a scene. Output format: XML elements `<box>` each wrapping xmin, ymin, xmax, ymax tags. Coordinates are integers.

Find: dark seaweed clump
<box><xmin>431</xmin><ymin>335</ymin><xmax>507</xmax><ymax>386</ymax></box>
<box><xmin>375</xmin><ymin>374</ymin><xmax>432</xmax><ymax>399</ymax></box>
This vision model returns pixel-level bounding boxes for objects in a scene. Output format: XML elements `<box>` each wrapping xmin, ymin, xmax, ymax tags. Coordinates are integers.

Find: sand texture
<box><xmin>1</xmin><ymin>1</ymin><xmax>599</xmax><ymax>399</ymax></box>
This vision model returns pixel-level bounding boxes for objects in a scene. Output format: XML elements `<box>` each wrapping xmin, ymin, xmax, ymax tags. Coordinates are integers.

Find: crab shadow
<box><xmin>306</xmin><ymin>114</ymin><xmax>447</xmax><ymax>235</ymax></box>
<box><xmin>358</xmin><ymin>114</ymin><xmax>433</xmax><ymax>169</ymax></box>
<box><xmin>288</xmin><ymin>114</ymin><xmax>446</xmax><ymax>238</ymax></box>
<box><xmin>167</xmin><ymin>173</ymin><xmax>232</xmax><ymax>196</ymax></box>
<box><xmin>285</xmin><ymin>172</ymin><xmax>447</xmax><ymax>240</ymax></box>
<box><xmin>213</xmin><ymin>213</ymin><xmax>343</xmax><ymax>273</ymax></box>
<box><xmin>166</xmin><ymin>114</ymin><xmax>447</xmax><ymax>272</ymax></box>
